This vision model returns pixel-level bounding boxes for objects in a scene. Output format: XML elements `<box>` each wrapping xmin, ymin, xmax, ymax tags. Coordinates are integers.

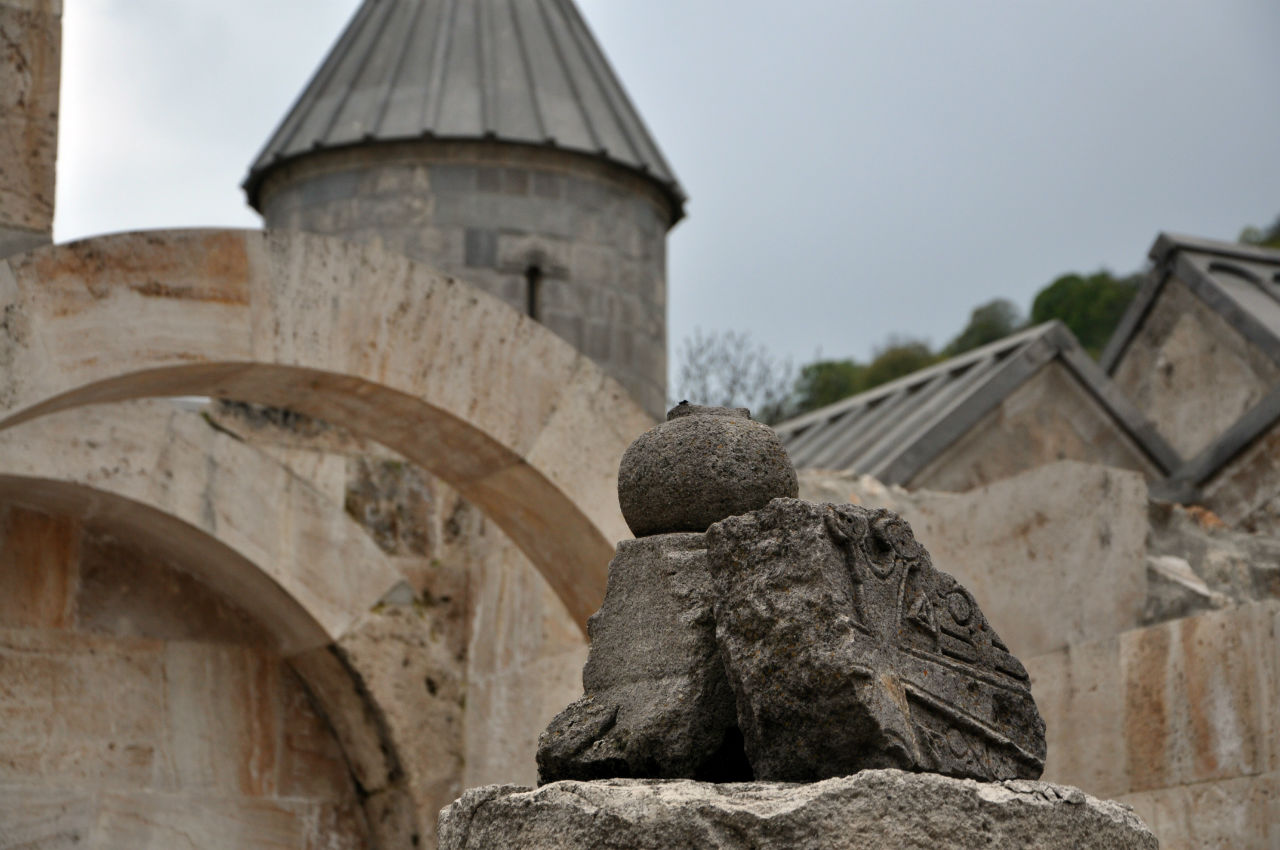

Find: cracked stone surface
<box><xmin>707</xmin><ymin>498</ymin><xmax>1046</xmax><ymax>782</ymax></box>
<box><xmin>438</xmin><ymin>770</ymin><xmax>1157</xmax><ymax>849</ymax></box>
<box><xmin>536</xmin><ymin>533</ymin><xmax>749</xmax><ymax>783</ymax></box>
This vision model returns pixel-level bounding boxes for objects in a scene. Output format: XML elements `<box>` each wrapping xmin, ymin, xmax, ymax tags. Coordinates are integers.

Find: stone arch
<box><xmin>0</xmin><ymin>399</ymin><xmax>426</xmax><ymax>846</ymax></box>
<box><xmin>0</xmin><ymin>229</ymin><xmax>652</xmax><ymax>628</ymax></box>
<box><xmin>0</xmin><ymin>399</ymin><xmax>403</xmax><ymax>653</ymax></box>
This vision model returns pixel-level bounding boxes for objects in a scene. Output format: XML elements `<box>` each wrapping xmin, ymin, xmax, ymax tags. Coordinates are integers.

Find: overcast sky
<box><xmin>56</xmin><ymin>1</ymin><xmax>1280</xmax><ymax>371</ymax></box>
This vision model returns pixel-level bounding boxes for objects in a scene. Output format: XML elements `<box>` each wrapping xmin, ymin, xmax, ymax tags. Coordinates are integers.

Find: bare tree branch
<box><xmin>673</xmin><ymin>328</ymin><xmax>794</xmax><ymax>424</ymax></box>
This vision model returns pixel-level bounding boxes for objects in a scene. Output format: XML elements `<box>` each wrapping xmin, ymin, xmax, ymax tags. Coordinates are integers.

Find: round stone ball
<box><xmin>618</xmin><ymin>403</ymin><xmax>799</xmax><ymax>537</ymax></box>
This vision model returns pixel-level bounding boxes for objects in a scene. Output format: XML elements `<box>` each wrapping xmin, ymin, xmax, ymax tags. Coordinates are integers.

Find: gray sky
<box><xmin>57</xmin><ymin>1</ymin><xmax>1280</xmax><ymax>371</ymax></box>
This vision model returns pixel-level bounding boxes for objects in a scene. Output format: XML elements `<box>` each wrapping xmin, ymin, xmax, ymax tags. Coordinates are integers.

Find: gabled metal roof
<box><xmin>1111</xmin><ymin>234</ymin><xmax>1280</xmax><ymax>493</ymax></box>
<box><xmin>244</xmin><ymin>0</ymin><xmax>684</xmax><ymax>218</ymax></box>
<box><xmin>1101</xmin><ymin>233</ymin><xmax>1280</xmax><ymax>374</ymax></box>
<box><xmin>773</xmin><ymin>322</ymin><xmax>1179</xmax><ymax>484</ymax></box>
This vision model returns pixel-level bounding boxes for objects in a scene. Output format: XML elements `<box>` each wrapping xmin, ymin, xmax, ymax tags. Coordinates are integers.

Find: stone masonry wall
<box><xmin>205</xmin><ymin>402</ymin><xmax>589</xmax><ymax>803</ymax></box>
<box><xmin>1200</xmin><ymin>412</ymin><xmax>1280</xmax><ymax>537</ymax></box>
<box><xmin>803</xmin><ymin>462</ymin><xmax>1151</xmax><ymax>660</ymax></box>
<box><xmin>1111</xmin><ymin>276</ymin><xmax>1280</xmax><ymax>460</ymax></box>
<box><xmin>0</xmin><ymin>505</ymin><xmax>368</xmax><ymax>849</ymax></box>
<box><xmin>907</xmin><ymin>361</ymin><xmax>1164</xmax><ymax>492</ymax></box>
<box><xmin>257</xmin><ymin>142</ymin><xmax>671</xmax><ymax>418</ymax></box>
<box><xmin>0</xmin><ymin>0</ymin><xmax>60</xmax><ymax>257</ymax></box>
<box><xmin>1030</xmin><ymin>602</ymin><xmax>1280</xmax><ymax>850</ymax></box>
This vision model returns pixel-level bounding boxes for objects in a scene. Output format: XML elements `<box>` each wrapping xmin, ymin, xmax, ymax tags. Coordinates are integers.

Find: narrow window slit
<box><xmin>526</xmin><ymin>265</ymin><xmax>542</xmax><ymax>320</ymax></box>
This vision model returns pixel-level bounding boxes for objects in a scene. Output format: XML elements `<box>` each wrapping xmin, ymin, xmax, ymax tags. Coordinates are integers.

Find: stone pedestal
<box><xmin>438</xmin><ymin>770</ymin><xmax>1158</xmax><ymax>850</ymax></box>
<box><xmin>536</xmin><ymin>533</ymin><xmax>747</xmax><ymax>783</ymax></box>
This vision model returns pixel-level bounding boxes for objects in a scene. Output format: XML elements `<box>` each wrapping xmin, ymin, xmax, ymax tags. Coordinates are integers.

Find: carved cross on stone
<box><xmin>707</xmin><ymin>498</ymin><xmax>1046</xmax><ymax>782</ymax></box>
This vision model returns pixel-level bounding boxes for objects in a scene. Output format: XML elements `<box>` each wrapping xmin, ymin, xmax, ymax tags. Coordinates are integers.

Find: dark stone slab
<box><xmin>618</xmin><ymin>403</ymin><xmax>798</xmax><ymax>537</ymax></box>
<box><xmin>536</xmin><ymin>533</ymin><xmax>750</xmax><ymax>784</ymax></box>
<box><xmin>707</xmin><ymin>498</ymin><xmax>1046</xmax><ymax>782</ymax></box>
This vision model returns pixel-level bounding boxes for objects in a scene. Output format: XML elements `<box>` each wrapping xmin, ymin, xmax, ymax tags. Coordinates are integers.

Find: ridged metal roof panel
<box><xmin>774</xmin><ymin>321</ymin><xmax>1180</xmax><ymax>484</ymax></box>
<box><xmin>244</xmin><ymin>0</ymin><xmax>684</xmax><ymax>214</ymax></box>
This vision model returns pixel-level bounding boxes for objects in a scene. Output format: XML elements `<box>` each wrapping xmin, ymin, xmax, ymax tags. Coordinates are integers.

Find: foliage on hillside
<box><xmin>676</xmin><ymin>213</ymin><xmax>1279</xmax><ymax>420</ymax></box>
<box><xmin>941</xmin><ymin>299</ymin><xmax>1024</xmax><ymax>358</ymax></box>
<box><xmin>1240</xmin><ymin>215</ymin><xmax>1280</xmax><ymax>249</ymax></box>
<box><xmin>1030</xmin><ymin>271</ymin><xmax>1141</xmax><ymax>357</ymax></box>
<box><xmin>793</xmin><ymin>338</ymin><xmax>937</xmax><ymax>414</ymax></box>
<box><xmin>792</xmin><ymin>359</ymin><xmax>865</xmax><ymax>414</ymax></box>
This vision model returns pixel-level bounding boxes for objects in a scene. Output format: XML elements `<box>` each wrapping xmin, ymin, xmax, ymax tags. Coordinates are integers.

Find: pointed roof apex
<box><xmin>244</xmin><ymin>0</ymin><xmax>685</xmax><ymax>220</ymax></box>
<box><xmin>773</xmin><ymin>322</ymin><xmax>1180</xmax><ymax>483</ymax></box>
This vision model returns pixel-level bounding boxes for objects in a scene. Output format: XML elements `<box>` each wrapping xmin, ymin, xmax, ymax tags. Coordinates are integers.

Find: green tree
<box><xmin>793</xmin><ymin>359</ymin><xmax>867</xmax><ymax>415</ymax></box>
<box><xmin>789</xmin><ymin>338</ymin><xmax>939</xmax><ymax>417</ymax></box>
<box><xmin>862</xmin><ymin>338</ymin><xmax>937</xmax><ymax>389</ymax></box>
<box><xmin>942</xmin><ymin>298</ymin><xmax>1024</xmax><ymax>357</ymax></box>
<box><xmin>1240</xmin><ymin>215</ymin><xmax>1280</xmax><ymax>249</ymax></box>
<box><xmin>1030</xmin><ymin>271</ymin><xmax>1140</xmax><ymax>357</ymax></box>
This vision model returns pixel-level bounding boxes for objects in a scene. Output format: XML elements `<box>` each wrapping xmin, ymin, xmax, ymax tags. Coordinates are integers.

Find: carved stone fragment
<box><xmin>707</xmin><ymin>498</ymin><xmax>1046</xmax><ymax>782</ymax></box>
<box><xmin>536</xmin><ymin>533</ymin><xmax>749</xmax><ymax>783</ymax></box>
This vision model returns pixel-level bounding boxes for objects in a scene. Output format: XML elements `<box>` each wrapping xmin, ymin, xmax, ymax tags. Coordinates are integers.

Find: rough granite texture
<box><xmin>707</xmin><ymin>498</ymin><xmax>1046</xmax><ymax>782</ymax></box>
<box><xmin>437</xmin><ymin>770</ymin><xmax>1158</xmax><ymax>850</ymax></box>
<box><xmin>537</xmin><ymin>533</ymin><xmax>749</xmax><ymax>783</ymax></box>
<box><xmin>618</xmin><ymin>404</ymin><xmax>798</xmax><ymax>537</ymax></box>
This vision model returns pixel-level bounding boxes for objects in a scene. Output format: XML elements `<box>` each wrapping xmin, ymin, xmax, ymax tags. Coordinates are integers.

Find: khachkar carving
<box><xmin>448</xmin><ymin>404</ymin><xmax>1156</xmax><ymax>849</ymax></box>
<box><xmin>708</xmin><ymin>499</ymin><xmax>1044</xmax><ymax>781</ymax></box>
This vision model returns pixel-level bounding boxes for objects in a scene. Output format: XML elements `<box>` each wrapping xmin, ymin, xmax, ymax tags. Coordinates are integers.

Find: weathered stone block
<box><xmin>1145</xmin><ymin>498</ymin><xmax>1280</xmax><ymax>613</ymax></box>
<box><xmin>343</xmin><ymin>456</ymin><xmax>436</xmax><ymax>556</ymax></box>
<box><xmin>537</xmin><ymin>533</ymin><xmax>748</xmax><ymax>783</ymax></box>
<box><xmin>0</xmin><ymin>785</ymin><xmax>93</xmax><ymax>849</ymax></box>
<box><xmin>466</xmin><ymin>650</ymin><xmax>584</xmax><ymax>788</ymax></box>
<box><xmin>707</xmin><ymin>498</ymin><xmax>1045</xmax><ymax>782</ymax></box>
<box><xmin>1121</xmin><ymin>601</ymin><xmax>1275</xmax><ymax>792</ymax></box>
<box><xmin>276</xmin><ymin>664</ymin><xmax>356</xmax><ymax>801</ymax></box>
<box><xmin>0</xmin><ymin>628</ymin><xmax>166</xmax><ymax>788</ymax></box>
<box><xmin>289</xmin><ymin>646</ymin><xmax>396</xmax><ymax>797</ymax></box>
<box><xmin>428</xmin><ymin>164</ymin><xmax>476</xmax><ymax>193</ymax></box>
<box><xmin>800</xmin><ymin>462</ymin><xmax>1150</xmax><ymax>657</ymax></box>
<box><xmin>1026</xmin><ymin>638</ymin><xmax>1128</xmax><ymax>799</ymax></box>
<box><xmin>0</xmin><ymin>6</ymin><xmax>60</xmax><ymax>112</ymax></box>
<box><xmin>0</xmin><ymin>113</ymin><xmax>56</xmax><ymax>232</ymax></box>
<box><xmin>463</xmin><ymin>530</ymin><xmax>589</xmax><ymax>789</ymax></box>
<box><xmin>76</xmin><ymin>528</ymin><xmax>272</xmax><ymax>645</ymax></box>
<box><xmin>93</xmin><ymin>791</ymin><xmax>317</xmax><ymax>850</ymax></box>
<box><xmin>618</xmin><ymin>404</ymin><xmax>798</xmax><ymax>538</ymax></box>
<box><xmin>0</xmin><ymin>1</ymin><xmax>59</xmax><ymax>236</ymax></box>
<box><xmin>1119</xmin><ymin>770</ymin><xmax>1278</xmax><ymax>850</ymax></box>
<box><xmin>162</xmin><ymin>642</ymin><xmax>283</xmax><ymax>795</ymax></box>
<box><xmin>439</xmin><ymin>771</ymin><xmax>1157</xmax><ymax>850</ymax></box>
<box><xmin>0</xmin><ymin>224</ymin><xmax>48</xmax><ymax>258</ymax></box>
<box><xmin>0</xmin><ymin>507</ymin><xmax>76</xmax><ymax>628</ymax></box>
<box><xmin>336</xmin><ymin>604</ymin><xmax>467</xmax><ymax>836</ymax></box>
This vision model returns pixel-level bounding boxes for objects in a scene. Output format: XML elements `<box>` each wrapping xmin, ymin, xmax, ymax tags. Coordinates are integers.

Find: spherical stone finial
<box><xmin>618</xmin><ymin>402</ymin><xmax>799</xmax><ymax>537</ymax></box>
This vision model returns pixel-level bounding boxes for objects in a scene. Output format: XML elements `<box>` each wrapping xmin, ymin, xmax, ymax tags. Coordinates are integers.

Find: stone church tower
<box><xmin>243</xmin><ymin>0</ymin><xmax>685</xmax><ymax>418</ymax></box>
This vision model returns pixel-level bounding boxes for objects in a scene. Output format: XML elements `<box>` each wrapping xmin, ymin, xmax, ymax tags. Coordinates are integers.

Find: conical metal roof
<box><xmin>244</xmin><ymin>0</ymin><xmax>684</xmax><ymax>218</ymax></box>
